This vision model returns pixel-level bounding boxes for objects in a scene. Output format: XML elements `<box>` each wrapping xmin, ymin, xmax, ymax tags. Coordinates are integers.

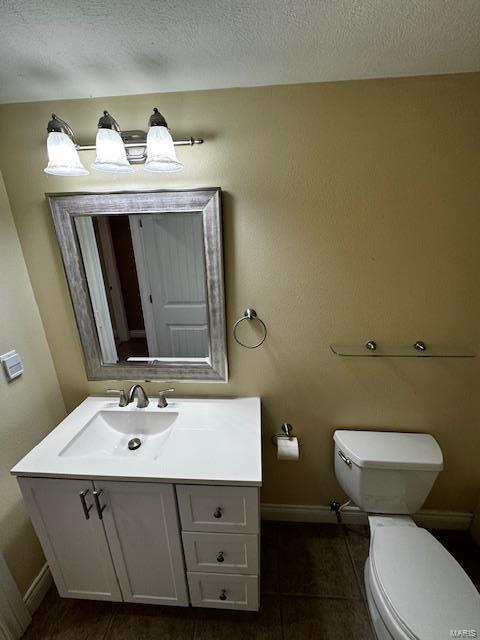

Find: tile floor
<box><xmin>23</xmin><ymin>522</ymin><xmax>480</xmax><ymax>640</ymax></box>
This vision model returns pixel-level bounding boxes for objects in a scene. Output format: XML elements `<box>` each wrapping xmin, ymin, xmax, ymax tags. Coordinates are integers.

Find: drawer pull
<box><xmin>213</xmin><ymin>507</ymin><xmax>223</xmax><ymax>519</ymax></box>
<box><xmin>219</xmin><ymin>589</ymin><xmax>227</xmax><ymax>601</ymax></box>
<box><xmin>217</xmin><ymin>551</ymin><xmax>225</xmax><ymax>563</ymax></box>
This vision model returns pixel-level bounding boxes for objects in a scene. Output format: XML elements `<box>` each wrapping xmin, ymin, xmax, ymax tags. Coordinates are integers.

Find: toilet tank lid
<box><xmin>333</xmin><ymin>430</ymin><xmax>443</xmax><ymax>471</ymax></box>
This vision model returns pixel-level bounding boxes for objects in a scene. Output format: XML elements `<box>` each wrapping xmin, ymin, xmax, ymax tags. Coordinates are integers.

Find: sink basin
<box><xmin>59</xmin><ymin>410</ymin><xmax>178</xmax><ymax>459</ymax></box>
<box><xmin>11</xmin><ymin>396</ymin><xmax>262</xmax><ymax>485</ymax></box>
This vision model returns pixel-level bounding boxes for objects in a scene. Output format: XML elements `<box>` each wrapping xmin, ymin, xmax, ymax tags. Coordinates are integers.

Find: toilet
<box><xmin>333</xmin><ymin>430</ymin><xmax>480</xmax><ymax>640</ymax></box>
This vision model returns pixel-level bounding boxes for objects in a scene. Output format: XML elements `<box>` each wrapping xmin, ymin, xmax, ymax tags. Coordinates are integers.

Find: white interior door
<box><xmin>75</xmin><ymin>217</ymin><xmax>118</xmax><ymax>363</ymax></box>
<box><xmin>17</xmin><ymin>477</ymin><xmax>121</xmax><ymax>602</ymax></box>
<box><xmin>96</xmin><ymin>480</ymin><xmax>188</xmax><ymax>606</ymax></box>
<box><xmin>96</xmin><ymin>218</ymin><xmax>129</xmax><ymax>343</ymax></box>
<box><xmin>130</xmin><ymin>213</ymin><xmax>209</xmax><ymax>358</ymax></box>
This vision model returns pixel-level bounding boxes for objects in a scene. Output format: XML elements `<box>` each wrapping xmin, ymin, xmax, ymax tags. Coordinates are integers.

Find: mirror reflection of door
<box><xmin>79</xmin><ymin>212</ymin><xmax>209</xmax><ymax>363</ymax></box>
<box><xmin>130</xmin><ymin>213</ymin><xmax>209</xmax><ymax>359</ymax></box>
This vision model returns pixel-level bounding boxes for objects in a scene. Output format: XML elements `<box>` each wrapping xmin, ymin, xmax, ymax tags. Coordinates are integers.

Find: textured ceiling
<box><xmin>1</xmin><ymin>0</ymin><xmax>480</xmax><ymax>103</ymax></box>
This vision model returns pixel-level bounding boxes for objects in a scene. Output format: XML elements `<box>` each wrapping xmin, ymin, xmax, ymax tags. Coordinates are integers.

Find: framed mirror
<box><xmin>48</xmin><ymin>189</ymin><xmax>228</xmax><ymax>381</ymax></box>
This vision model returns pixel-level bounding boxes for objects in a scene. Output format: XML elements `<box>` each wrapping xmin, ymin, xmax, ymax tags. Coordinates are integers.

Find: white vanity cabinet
<box><xmin>12</xmin><ymin>396</ymin><xmax>262</xmax><ymax>611</ymax></box>
<box><xmin>18</xmin><ymin>477</ymin><xmax>260</xmax><ymax>611</ymax></box>
<box><xmin>17</xmin><ymin>477</ymin><xmax>189</xmax><ymax>606</ymax></box>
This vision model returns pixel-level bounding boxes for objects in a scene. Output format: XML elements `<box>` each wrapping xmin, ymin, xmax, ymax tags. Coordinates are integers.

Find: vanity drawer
<box><xmin>176</xmin><ymin>485</ymin><xmax>259</xmax><ymax>533</ymax></box>
<box><xmin>187</xmin><ymin>572</ymin><xmax>259</xmax><ymax>611</ymax></box>
<box><xmin>182</xmin><ymin>532</ymin><xmax>259</xmax><ymax>574</ymax></box>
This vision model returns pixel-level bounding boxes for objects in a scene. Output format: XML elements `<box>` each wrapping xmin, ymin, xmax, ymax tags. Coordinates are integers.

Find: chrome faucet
<box><xmin>158</xmin><ymin>388</ymin><xmax>175</xmax><ymax>408</ymax></box>
<box><xmin>127</xmin><ymin>384</ymin><xmax>149</xmax><ymax>408</ymax></box>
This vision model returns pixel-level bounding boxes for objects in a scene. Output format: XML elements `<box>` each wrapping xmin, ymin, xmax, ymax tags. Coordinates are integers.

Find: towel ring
<box><xmin>233</xmin><ymin>308</ymin><xmax>267</xmax><ymax>349</ymax></box>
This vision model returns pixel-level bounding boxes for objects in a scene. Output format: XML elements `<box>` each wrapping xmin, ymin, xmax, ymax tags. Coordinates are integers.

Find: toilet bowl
<box><xmin>333</xmin><ymin>430</ymin><xmax>480</xmax><ymax>640</ymax></box>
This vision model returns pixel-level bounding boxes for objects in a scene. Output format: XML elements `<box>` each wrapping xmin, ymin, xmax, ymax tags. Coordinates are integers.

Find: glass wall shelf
<box><xmin>330</xmin><ymin>343</ymin><xmax>475</xmax><ymax>358</ymax></box>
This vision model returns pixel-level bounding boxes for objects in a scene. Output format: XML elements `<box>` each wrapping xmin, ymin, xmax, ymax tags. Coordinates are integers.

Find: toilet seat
<box><xmin>369</xmin><ymin>526</ymin><xmax>480</xmax><ymax>640</ymax></box>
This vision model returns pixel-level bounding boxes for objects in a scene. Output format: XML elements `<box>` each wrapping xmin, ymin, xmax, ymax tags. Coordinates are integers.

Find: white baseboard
<box><xmin>260</xmin><ymin>503</ymin><xmax>473</xmax><ymax>530</ymax></box>
<box><xmin>414</xmin><ymin>509</ymin><xmax>473</xmax><ymax>530</ymax></box>
<box><xmin>261</xmin><ymin>503</ymin><xmax>366</xmax><ymax>524</ymax></box>
<box><xmin>23</xmin><ymin>564</ymin><xmax>52</xmax><ymax>615</ymax></box>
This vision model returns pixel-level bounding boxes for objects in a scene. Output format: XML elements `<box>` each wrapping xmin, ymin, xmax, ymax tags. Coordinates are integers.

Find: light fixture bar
<box><xmin>44</xmin><ymin>110</ymin><xmax>203</xmax><ymax>175</ymax></box>
<box><xmin>76</xmin><ymin>137</ymin><xmax>203</xmax><ymax>151</ymax></box>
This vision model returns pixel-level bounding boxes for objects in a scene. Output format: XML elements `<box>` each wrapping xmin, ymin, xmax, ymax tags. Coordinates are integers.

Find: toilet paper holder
<box><xmin>271</xmin><ymin>422</ymin><xmax>296</xmax><ymax>445</ymax></box>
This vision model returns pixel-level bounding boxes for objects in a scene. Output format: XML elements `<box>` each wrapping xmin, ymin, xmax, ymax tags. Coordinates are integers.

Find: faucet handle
<box><xmin>106</xmin><ymin>389</ymin><xmax>128</xmax><ymax>407</ymax></box>
<box><xmin>158</xmin><ymin>388</ymin><xmax>175</xmax><ymax>408</ymax></box>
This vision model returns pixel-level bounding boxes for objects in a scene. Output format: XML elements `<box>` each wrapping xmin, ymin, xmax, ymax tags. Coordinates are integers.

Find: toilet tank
<box><xmin>333</xmin><ymin>430</ymin><xmax>443</xmax><ymax>514</ymax></box>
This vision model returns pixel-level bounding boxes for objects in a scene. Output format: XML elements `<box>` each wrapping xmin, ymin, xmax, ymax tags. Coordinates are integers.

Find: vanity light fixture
<box><xmin>43</xmin><ymin>110</ymin><xmax>203</xmax><ymax>177</ymax></box>
<box><xmin>44</xmin><ymin>115</ymin><xmax>89</xmax><ymax>176</ymax></box>
<box><xmin>145</xmin><ymin>108</ymin><xmax>183</xmax><ymax>172</ymax></box>
<box><xmin>92</xmin><ymin>111</ymin><xmax>134</xmax><ymax>173</ymax></box>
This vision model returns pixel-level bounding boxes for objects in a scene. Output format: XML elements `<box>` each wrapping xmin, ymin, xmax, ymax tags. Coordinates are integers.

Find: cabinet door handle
<box><xmin>213</xmin><ymin>507</ymin><xmax>223</xmax><ymax>519</ymax></box>
<box><xmin>93</xmin><ymin>490</ymin><xmax>106</xmax><ymax>520</ymax></box>
<box><xmin>217</xmin><ymin>551</ymin><xmax>225</xmax><ymax>563</ymax></box>
<box><xmin>219</xmin><ymin>589</ymin><xmax>227</xmax><ymax>601</ymax></box>
<box><xmin>79</xmin><ymin>489</ymin><xmax>93</xmax><ymax>520</ymax></box>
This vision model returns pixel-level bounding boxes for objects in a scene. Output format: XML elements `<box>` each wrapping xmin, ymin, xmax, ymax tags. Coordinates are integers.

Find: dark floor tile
<box><xmin>22</xmin><ymin>586</ymin><xmax>69</xmax><ymax>640</ymax></box>
<box><xmin>277</xmin><ymin>523</ymin><xmax>360</xmax><ymax>598</ymax></box>
<box><xmin>193</xmin><ymin>596</ymin><xmax>281</xmax><ymax>640</ymax></box>
<box><xmin>430</xmin><ymin>529</ymin><xmax>480</xmax><ymax>592</ymax></box>
<box><xmin>106</xmin><ymin>605</ymin><xmax>195</xmax><ymax>640</ymax></box>
<box><xmin>343</xmin><ymin>525</ymin><xmax>370</xmax><ymax>596</ymax></box>
<box><xmin>23</xmin><ymin>585</ymin><xmax>114</xmax><ymax>640</ymax></box>
<box><xmin>282</xmin><ymin>597</ymin><xmax>374</xmax><ymax>640</ymax></box>
<box><xmin>261</xmin><ymin>521</ymin><xmax>279</xmax><ymax>594</ymax></box>
<box><xmin>111</xmin><ymin>601</ymin><xmax>198</xmax><ymax>619</ymax></box>
<box><xmin>53</xmin><ymin>599</ymin><xmax>114</xmax><ymax>640</ymax></box>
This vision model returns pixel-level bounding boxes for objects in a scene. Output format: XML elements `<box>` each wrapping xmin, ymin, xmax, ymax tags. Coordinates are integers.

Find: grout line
<box><xmin>101</xmin><ymin>609</ymin><xmax>116</xmax><ymax>640</ymax></box>
<box><xmin>342</xmin><ymin>524</ymin><xmax>367</xmax><ymax>602</ymax></box>
<box><xmin>342</xmin><ymin>526</ymin><xmax>377</xmax><ymax>639</ymax></box>
<box><xmin>279</xmin><ymin>595</ymin><xmax>285</xmax><ymax>640</ymax></box>
<box><xmin>266</xmin><ymin>591</ymin><xmax>363</xmax><ymax>601</ymax></box>
<box><xmin>273</xmin><ymin>522</ymin><xmax>280</xmax><ymax>596</ymax></box>
<box><xmin>266</xmin><ymin>521</ymin><xmax>285</xmax><ymax>639</ymax></box>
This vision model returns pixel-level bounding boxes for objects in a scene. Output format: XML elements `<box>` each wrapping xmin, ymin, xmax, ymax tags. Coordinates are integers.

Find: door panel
<box><xmin>17</xmin><ymin>477</ymin><xmax>121</xmax><ymax>601</ymax></box>
<box><xmin>130</xmin><ymin>212</ymin><xmax>209</xmax><ymax>357</ymax></box>
<box><xmin>96</xmin><ymin>480</ymin><xmax>188</xmax><ymax>605</ymax></box>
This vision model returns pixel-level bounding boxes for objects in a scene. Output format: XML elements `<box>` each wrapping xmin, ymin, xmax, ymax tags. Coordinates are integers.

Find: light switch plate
<box><xmin>1</xmin><ymin>350</ymin><xmax>24</xmax><ymax>381</ymax></box>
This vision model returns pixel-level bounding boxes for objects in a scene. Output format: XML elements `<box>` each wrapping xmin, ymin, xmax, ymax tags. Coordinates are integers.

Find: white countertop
<box><xmin>11</xmin><ymin>396</ymin><xmax>262</xmax><ymax>486</ymax></box>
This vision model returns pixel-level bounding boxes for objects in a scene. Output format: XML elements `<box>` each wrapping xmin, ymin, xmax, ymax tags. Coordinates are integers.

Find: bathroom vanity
<box><xmin>11</xmin><ymin>396</ymin><xmax>261</xmax><ymax>611</ymax></box>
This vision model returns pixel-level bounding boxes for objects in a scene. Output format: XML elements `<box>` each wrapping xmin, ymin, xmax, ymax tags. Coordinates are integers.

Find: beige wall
<box><xmin>0</xmin><ymin>172</ymin><xmax>66</xmax><ymax>594</ymax></box>
<box><xmin>0</xmin><ymin>73</ymin><xmax>479</xmax><ymax>514</ymax></box>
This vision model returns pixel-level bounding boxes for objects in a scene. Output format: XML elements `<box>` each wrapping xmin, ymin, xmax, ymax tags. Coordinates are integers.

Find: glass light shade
<box><xmin>92</xmin><ymin>128</ymin><xmax>133</xmax><ymax>173</ymax></box>
<box><xmin>144</xmin><ymin>126</ymin><xmax>183</xmax><ymax>172</ymax></box>
<box><xmin>44</xmin><ymin>132</ymin><xmax>89</xmax><ymax>176</ymax></box>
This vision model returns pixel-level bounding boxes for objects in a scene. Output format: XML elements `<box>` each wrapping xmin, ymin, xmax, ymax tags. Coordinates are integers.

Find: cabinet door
<box><xmin>96</xmin><ymin>480</ymin><xmax>188</xmax><ymax>606</ymax></box>
<box><xmin>18</xmin><ymin>477</ymin><xmax>121</xmax><ymax>601</ymax></box>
